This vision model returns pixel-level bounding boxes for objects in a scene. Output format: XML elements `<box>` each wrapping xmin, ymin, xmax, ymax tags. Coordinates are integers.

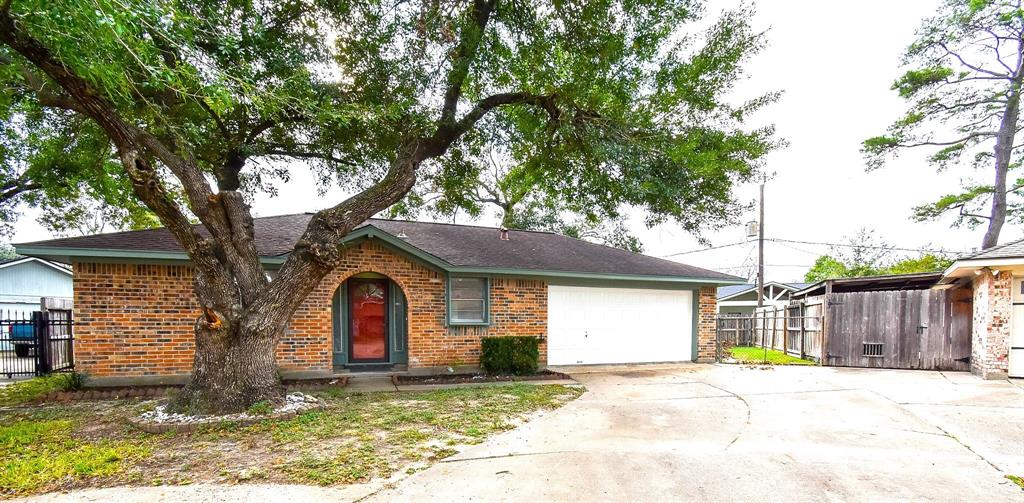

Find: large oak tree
<box><xmin>0</xmin><ymin>0</ymin><xmax>775</xmax><ymax>413</ymax></box>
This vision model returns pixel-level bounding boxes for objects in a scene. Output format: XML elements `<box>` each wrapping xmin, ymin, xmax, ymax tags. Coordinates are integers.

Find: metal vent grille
<box><xmin>862</xmin><ymin>343</ymin><xmax>883</xmax><ymax>358</ymax></box>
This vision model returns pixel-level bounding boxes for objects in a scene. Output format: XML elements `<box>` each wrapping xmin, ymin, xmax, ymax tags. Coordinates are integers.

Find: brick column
<box><xmin>971</xmin><ymin>270</ymin><xmax>1011</xmax><ymax>379</ymax></box>
<box><xmin>696</xmin><ymin>286</ymin><xmax>717</xmax><ymax>362</ymax></box>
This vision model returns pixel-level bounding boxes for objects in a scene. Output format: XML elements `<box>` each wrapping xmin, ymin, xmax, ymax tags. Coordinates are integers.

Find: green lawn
<box><xmin>0</xmin><ymin>382</ymin><xmax>583</xmax><ymax>496</ymax></box>
<box><xmin>729</xmin><ymin>346</ymin><xmax>816</xmax><ymax>365</ymax></box>
<box><xmin>0</xmin><ymin>373</ymin><xmax>83</xmax><ymax>407</ymax></box>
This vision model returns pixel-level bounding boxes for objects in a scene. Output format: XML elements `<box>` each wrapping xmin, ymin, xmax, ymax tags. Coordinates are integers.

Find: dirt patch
<box><xmin>393</xmin><ymin>370</ymin><xmax>571</xmax><ymax>385</ymax></box>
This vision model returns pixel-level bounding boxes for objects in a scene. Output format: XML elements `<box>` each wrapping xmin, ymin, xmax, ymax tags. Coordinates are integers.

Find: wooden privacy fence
<box><xmin>824</xmin><ymin>288</ymin><xmax>971</xmax><ymax>371</ymax></box>
<box><xmin>716</xmin><ymin>287</ymin><xmax>973</xmax><ymax>371</ymax></box>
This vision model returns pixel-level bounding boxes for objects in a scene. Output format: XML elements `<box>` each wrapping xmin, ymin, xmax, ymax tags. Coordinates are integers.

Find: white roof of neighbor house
<box><xmin>0</xmin><ymin>256</ymin><xmax>72</xmax><ymax>275</ymax></box>
<box><xmin>717</xmin><ymin>281</ymin><xmax>810</xmax><ymax>301</ymax></box>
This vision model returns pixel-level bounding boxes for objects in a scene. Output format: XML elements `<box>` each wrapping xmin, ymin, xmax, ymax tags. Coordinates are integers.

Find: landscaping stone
<box><xmin>129</xmin><ymin>393</ymin><xmax>324</xmax><ymax>433</ymax></box>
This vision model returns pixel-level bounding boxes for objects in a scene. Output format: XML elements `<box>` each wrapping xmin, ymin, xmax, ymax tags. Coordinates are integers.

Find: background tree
<box><xmin>864</xmin><ymin>0</ymin><xmax>1024</xmax><ymax>249</ymax></box>
<box><xmin>0</xmin><ymin>0</ymin><xmax>776</xmax><ymax>413</ymax></box>
<box><xmin>803</xmin><ymin>229</ymin><xmax>953</xmax><ymax>282</ymax></box>
<box><xmin>0</xmin><ymin>103</ymin><xmax>156</xmax><ymax>236</ymax></box>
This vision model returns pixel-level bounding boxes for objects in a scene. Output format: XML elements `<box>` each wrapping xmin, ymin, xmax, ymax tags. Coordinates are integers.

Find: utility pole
<box><xmin>757</xmin><ymin>182</ymin><xmax>765</xmax><ymax>308</ymax></box>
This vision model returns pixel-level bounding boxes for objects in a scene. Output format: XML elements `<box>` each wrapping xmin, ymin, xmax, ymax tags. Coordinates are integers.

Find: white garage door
<box><xmin>547</xmin><ymin>285</ymin><xmax>693</xmax><ymax>365</ymax></box>
<box><xmin>1011</xmin><ymin>277</ymin><xmax>1024</xmax><ymax>378</ymax></box>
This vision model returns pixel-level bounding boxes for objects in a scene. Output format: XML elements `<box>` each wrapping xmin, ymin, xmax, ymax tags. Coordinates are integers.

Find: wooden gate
<box><xmin>825</xmin><ymin>288</ymin><xmax>971</xmax><ymax>370</ymax></box>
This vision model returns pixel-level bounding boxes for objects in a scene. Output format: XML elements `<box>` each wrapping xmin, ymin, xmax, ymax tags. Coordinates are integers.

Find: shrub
<box><xmin>480</xmin><ymin>336</ymin><xmax>540</xmax><ymax>375</ymax></box>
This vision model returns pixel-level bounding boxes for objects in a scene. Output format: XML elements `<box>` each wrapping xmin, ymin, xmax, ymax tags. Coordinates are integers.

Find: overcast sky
<box><xmin>8</xmin><ymin>0</ymin><xmax>1008</xmax><ymax>283</ymax></box>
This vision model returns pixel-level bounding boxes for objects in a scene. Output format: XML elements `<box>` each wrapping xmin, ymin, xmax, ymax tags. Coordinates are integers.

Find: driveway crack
<box><xmin>866</xmin><ymin>389</ymin><xmax>1004</xmax><ymax>473</ymax></box>
<box><xmin>440</xmin><ymin>450</ymin><xmax>579</xmax><ymax>463</ymax></box>
<box><xmin>698</xmin><ymin>381</ymin><xmax>750</xmax><ymax>450</ymax></box>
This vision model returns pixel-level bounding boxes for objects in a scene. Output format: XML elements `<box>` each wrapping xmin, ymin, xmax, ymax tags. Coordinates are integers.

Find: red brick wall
<box><xmin>73</xmin><ymin>263</ymin><xmax>198</xmax><ymax>378</ymax></box>
<box><xmin>696</xmin><ymin>286</ymin><xmax>717</xmax><ymax>362</ymax></box>
<box><xmin>73</xmin><ymin>241</ymin><xmax>550</xmax><ymax>379</ymax></box>
<box><xmin>446</xmin><ymin>278</ymin><xmax>548</xmax><ymax>366</ymax></box>
<box><xmin>972</xmin><ymin>270</ymin><xmax>1011</xmax><ymax>379</ymax></box>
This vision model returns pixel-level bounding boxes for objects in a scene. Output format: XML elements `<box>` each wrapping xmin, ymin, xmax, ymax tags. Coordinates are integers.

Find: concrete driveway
<box><xmin>367</xmin><ymin>364</ymin><xmax>1024</xmax><ymax>502</ymax></box>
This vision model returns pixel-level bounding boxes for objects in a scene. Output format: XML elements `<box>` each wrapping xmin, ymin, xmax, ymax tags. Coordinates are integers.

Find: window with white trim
<box><xmin>449</xmin><ymin>277</ymin><xmax>488</xmax><ymax>324</ymax></box>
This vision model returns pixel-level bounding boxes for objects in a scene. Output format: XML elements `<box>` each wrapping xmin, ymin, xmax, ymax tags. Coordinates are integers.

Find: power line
<box><xmin>770</xmin><ymin>239</ymin><xmax>822</xmax><ymax>257</ymax></box>
<box><xmin>664</xmin><ymin>237</ymin><xmax>967</xmax><ymax>258</ymax></box>
<box><xmin>767</xmin><ymin>238</ymin><xmax>963</xmax><ymax>256</ymax></box>
<box><xmin>662</xmin><ymin>240</ymin><xmax>748</xmax><ymax>257</ymax></box>
<box><xmin>713</xmin><ymin>263</ymin><xmax>814</xmax><ymax>271</ymax></box>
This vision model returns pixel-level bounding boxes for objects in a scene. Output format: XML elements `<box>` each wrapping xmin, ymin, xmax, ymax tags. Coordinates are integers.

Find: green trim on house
<box><xmin>691</xmin><ymin>291</ymin><xmax>700</xmax><ymax>363</ymax></box>
<box><xmin>16</xmin><ymin>246</ymin><xmax>290</xmax><ymax>267</ymax></box>
<box><xmin>343</xmin><ymin>226</ymin><xmax>454</xmax><ymax>269</ymax></box>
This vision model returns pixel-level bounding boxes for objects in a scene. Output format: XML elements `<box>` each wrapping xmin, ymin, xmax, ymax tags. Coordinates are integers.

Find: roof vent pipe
<box><xmin>499</xmin><ymin>227</ymin><xmax>510</xmax><ymax>241</ymax></box>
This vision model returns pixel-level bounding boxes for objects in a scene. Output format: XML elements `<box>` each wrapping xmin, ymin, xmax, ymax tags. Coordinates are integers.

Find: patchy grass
<box><xmin>1007</xmin><ymin>474</ymin><xmax>1024</xmax><ymax>491</ymax></box>
<box><xmin>0</xmin><ymin>383</ymin><xmax>582</xmax><ymax>496</ymax></box>
<box><xmin>0</xmin><ymin>373</ymin><xmax>84</xmax><ymax>407</ymax></box>
<box><xmin>0</xmin><ymin>417</ymin><xmax>149</xmax><ymax>494</ymax></box>
<box><xmin>729</xmin><ymin>346</ymin><xmax>816</xmax><ymax>365</ymax></box>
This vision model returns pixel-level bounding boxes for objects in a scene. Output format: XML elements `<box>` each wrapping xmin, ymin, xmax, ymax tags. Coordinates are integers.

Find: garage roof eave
<box><xmin>446</xmin><ymin>266</ymin><xmax>747</xmax><ymax>285</ymax></box>
<box><xmin>941</xmin><ymin>256</ymin><xmax>1024</xmax><ymax>282</ymax></box>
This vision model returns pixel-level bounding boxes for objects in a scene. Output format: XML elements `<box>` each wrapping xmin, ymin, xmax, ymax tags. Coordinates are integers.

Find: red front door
<box><xmin>349</xmin><ymin>279</ymin><xmax>388</xmax><ymax>362</ymax></box>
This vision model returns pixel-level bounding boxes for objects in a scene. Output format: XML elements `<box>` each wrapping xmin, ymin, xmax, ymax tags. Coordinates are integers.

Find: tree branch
<box><xmin>438</xmin><ymin>0</ymin><xmax>496</xmax><ymax>125</ymax></box>
<box><xmin>958</xmin><ymin>204</ymin><xmax>991</xmax><ymax>220</ymax></box>
<box><xmin>0</xmin><ymin>55</ymin><xmax>84</xmax><ymax>113</ymax></box>
<box><xmin>439</xmin><ymin>92</ymin><xmax>559</xmax><ymax>150</ymax></box>
<box><xmin>895</xmin><ymin>131</ymin><xmax>998</xmax><ymax>148</ymax></box>
<box><xmin>0</xmin><ymin>8</ymin><xmax>243</xmax><ymax>301</ymax></box>
<box><xmin>0</xmin><ymin>176</ymin><xmax>39</xmax><ymax>203</ymax></box>
<box><xmin>939</xmin><ymin>42</ymin><xmax>1010</xmax><ymax>78</ymax></box>
<box><xmin>197</xmin><ymin>98</ymin><xmax>231</xmax><ymax>140</ymax></box>
<box><xmin>261</xmin><ymin>148</ymin><xmax>356</xmax><ymax>166</ymax></box>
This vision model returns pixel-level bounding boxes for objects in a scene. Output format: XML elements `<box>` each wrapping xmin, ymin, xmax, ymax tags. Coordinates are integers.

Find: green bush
<box><xmin>480</xmin><ymin>336</ymin><xmax>540</xmax><ymax>375</ymax></box>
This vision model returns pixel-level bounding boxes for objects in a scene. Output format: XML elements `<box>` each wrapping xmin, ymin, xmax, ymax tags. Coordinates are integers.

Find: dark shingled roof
<box><xmin>17</xmin><ymin>213</ymin><xmax>739</xmax><ymax>281</ymax></box>
<box><xmin>958</xmin><ymin>237</ymin><xmax>1024</xmax><ymax>261</ymax></box>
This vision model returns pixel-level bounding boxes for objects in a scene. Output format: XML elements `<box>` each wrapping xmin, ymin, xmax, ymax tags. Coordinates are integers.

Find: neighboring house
<box><xmin>16</xmin><ymin>214</ymin><xmax>742</xmax><ymax>385</ymax></box>
<box><xmin>940</xmin><ymin>239</ymin><xmax>1024</xmax><ymax>380</ymax></box>
<box><xmin>716</xmin><ymin>281</ymin><xmax>810</xmax><ymax>316</ymax></box>
<box><xmin>0</xmin><ymin>256</ymin><xmax>72</xmax><ymax>317</ymax></box>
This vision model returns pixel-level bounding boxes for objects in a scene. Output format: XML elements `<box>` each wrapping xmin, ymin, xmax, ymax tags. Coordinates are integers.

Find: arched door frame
<box><xmin>332</xmin><ymin>272</ymin><xmax>409</xmax><ymax>369</ymax></box>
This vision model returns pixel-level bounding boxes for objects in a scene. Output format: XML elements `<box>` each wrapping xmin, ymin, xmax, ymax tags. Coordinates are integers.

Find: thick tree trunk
<box><xmin>983</xmin><ymin>81</ymin><xmax>1022</xmax><ymax>249</ymax></box>
<box><xmin>168</xmin><ymin>154</ymin><xmax>420</xmax><ymax>415</ymax></box>
<box><xmin>170</xmin><ymin>317</ymin><xmax>284</xmax><ymax>415</ymax></box>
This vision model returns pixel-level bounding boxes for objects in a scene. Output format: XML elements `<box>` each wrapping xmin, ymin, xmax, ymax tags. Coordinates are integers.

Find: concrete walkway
<box><xmin>17</xmin><ymin>365</ymin><xmax>1024</xmax><ymax>502</ymax></box>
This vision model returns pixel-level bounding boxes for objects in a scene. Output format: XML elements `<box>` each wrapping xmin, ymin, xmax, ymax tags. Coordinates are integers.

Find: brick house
<box><xmin>17</xmin><ymin>214</ymin><xmax>741</xmax><ymax>385</ymax></box>
<box><xmin>940</xmin><ymin>239</ymin><xmax>1024</xmax><ymax>380</ymax></box>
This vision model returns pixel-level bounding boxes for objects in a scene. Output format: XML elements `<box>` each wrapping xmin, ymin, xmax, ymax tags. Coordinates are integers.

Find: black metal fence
<box><xmin>0</xmin><ymin>309</ymin><xmax>74</xmax><ymax>378</ymax></box>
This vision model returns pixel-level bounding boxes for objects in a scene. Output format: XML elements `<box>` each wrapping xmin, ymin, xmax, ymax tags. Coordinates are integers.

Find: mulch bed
<box><xmin>393</xmin><ymin>370</ymin><xmax>572</xmax><ymax>385</ymax></box>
